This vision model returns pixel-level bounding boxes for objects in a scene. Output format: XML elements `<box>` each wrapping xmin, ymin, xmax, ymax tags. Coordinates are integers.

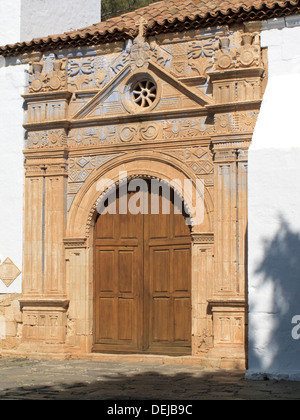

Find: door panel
<box><xmin>94</xmin><ymin>182</ymin><xmax>191</xmax><ymax>355</ymax></box>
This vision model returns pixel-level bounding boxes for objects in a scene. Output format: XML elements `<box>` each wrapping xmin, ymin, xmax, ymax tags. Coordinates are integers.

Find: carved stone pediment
<box><xmin>70</xmin><ymin>60</ymin><xmax>211</xmax><ymax>122</ymax></box>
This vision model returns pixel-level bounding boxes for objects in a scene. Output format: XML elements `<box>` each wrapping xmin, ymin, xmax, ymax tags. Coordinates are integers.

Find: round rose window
<box><xmin>132</xmin><ymin>80</ymin><xmax>157</xmax><ymax>108</ymax></box>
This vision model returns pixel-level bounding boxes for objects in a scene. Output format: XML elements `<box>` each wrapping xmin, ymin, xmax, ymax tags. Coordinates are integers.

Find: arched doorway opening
<box><xmin>93</xmin><ymin>178</ymin><xmax>192</xmax><ymax>355</ymax></box>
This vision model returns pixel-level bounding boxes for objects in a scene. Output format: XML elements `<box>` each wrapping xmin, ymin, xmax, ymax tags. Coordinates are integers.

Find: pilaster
<box><xmin>191</xmin><ymin>234</ymin><xmax>214</xmax><ymax>356</ymax></box>
<box><xmin>22</xmin><ymin>149</ymin><xmax>69</xmax><ymax>345</ymax></box>
<box><xmin>210</xmin><ymin>139</ymin><xmax>249</xmax><ymax>367</ymax></box>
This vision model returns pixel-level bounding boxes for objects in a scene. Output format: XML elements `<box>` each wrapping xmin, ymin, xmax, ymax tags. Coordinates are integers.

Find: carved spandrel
<box><xmin>163</xmin><ymin>146</ymin><xmax>214</xmax><ymax>178</ymax></box>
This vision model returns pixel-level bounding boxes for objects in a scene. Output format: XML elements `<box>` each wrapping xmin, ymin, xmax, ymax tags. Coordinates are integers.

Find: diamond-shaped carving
<box><xmin>78</xmin><ymin>157</ymin><xmax>89</xmax><ymax>168</ymax></box>
<box><xmin>0</xmin><ymin>258</ymin><xmax>21</xmax><ymax>287</ymax></box>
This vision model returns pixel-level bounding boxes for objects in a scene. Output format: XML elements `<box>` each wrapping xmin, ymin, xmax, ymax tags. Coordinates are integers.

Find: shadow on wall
<box><xmin>248</xmin><ymin>214</ymin><xmax>300</xmax><ymax>377</ymax></box>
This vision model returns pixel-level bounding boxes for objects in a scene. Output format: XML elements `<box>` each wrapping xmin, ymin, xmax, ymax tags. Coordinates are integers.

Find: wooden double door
<box><xmin>93</xmin><ymin>182</ymin><xmax>192</xmax><ymax>355</ymax></box>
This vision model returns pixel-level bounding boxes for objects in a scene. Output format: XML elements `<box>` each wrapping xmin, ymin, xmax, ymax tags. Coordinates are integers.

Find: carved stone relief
<box><xmin>26</xmin><ymin>129</ymin><xmax>67</xmax><ymax>148</ymax></box>
<box><xmin>20</xmin><ymin>24</ymin><xmax>265</xmax><ymax>367</ymax></box>
<box><xmin>163</xmin><ymin>146</ymin><xmax>214</xmax><ymax>186</ymax></box>
<box><xmin>0</xmin><ymin>258</ymin><xmax>21</xmax><ymax>288</ymax></box>
<box><xmin>67</xmin><ymin>154</ymin><xmax>121</xmax><ymax>210</ymax></box>
<box><xmin>28</xmin><ymin>53</ymin><xmax>67</xmax><ymax>93</ymax></box>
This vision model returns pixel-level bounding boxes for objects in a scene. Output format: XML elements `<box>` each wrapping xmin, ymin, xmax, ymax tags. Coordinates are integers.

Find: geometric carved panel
<box><xmin>0</xmin><ymin>258</ymin><xmax>22</xmax><ymax>287</ymax></box>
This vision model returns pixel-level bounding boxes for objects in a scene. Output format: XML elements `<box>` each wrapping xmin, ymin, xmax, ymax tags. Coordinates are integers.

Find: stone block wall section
<box><xmin>0</xmin><ymin>294</ymin><xmax>22</xmax><ymax>350</ymax></box>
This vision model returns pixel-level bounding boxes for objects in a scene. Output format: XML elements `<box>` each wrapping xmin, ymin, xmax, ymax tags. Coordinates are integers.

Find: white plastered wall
<box><xmin>247</xmin><ymin>16</ymin><xmax>300</xmax><ymax>380</ymax></box>
<box><xmin>0</xmin><ymin>0</ymin><xmax>24</xmax><ymax>293</ymax></box>
<box><xmin>20</xmin><ymin>0</ymin><xmax>101</xmax><ymax>41</ymax></box>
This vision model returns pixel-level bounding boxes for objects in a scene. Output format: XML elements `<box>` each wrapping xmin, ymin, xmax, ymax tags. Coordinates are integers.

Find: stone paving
<box><xmin>0</xmin><ymin>357</ymin><xmax>300</xmax><ymax>400</ymax></box>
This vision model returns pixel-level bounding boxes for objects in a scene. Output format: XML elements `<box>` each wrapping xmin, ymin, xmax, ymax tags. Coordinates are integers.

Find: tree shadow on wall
<box><xmin>248</xmin><ymin>214</ymin><xmax>300</xmax><ymax>375</ymax></box>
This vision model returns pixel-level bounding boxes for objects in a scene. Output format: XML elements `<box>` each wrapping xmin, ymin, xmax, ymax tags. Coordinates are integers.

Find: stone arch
<box><xmin>66</xmin><ymin>150</ymin><xmax>213</xmax><ymax>239</ymax></box>
<box><xmin>64</xmin><ymin>150</ymin><xmax>215</xmax><ymax>355</ymax></box>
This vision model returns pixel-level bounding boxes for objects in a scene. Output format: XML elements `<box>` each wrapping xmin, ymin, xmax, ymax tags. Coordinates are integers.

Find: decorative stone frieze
<box><xmin>26</xmin><ymin>129</ymin><xmax>67</xmax><ymax>149</ymax></box>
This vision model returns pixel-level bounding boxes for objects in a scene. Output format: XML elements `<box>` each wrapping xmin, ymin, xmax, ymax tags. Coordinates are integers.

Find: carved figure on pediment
<box><xmin>129</xmin><ymin>17</ymin><xmax>151</xmax><ymax>70</ymax></box>
<box><xmin>111</xmin><ymin>50</ymin><xmax>130</xmax><ymax>75</ymax></box>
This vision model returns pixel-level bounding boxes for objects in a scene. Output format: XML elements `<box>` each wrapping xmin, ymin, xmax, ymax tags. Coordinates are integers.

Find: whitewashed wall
<box><xmin>0</xmin><ymin>0</ymin><xmax>101</xmax><ymax>293</ymax></box>
<box><xmin>248</xmin><ymin>17</ymin><xmax>300</xmax><ymax>380</ymax></box>
<box><xmin>20</xmin><ymin>0</ymin><xmax>101</xmax><ymax>41</ymax></box>
<box><xmin>0</xmin><ymin>0</ymin><xmax>21</xmax><ymax>45</ymax></box>
<box><xmin>0</xmin><ymin>0</ymin><xmax>24</xmax><ymax>293</ymax></box>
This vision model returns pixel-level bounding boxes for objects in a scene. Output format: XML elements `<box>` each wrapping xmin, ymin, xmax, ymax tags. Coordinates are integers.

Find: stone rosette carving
<box><xmin>214</xmin><ymin>36</ymin><xmax>236</xmax><ymax>70</ymax></box>
<box><xmin>28</xmin><ymin>54</ymin><xmax>67</xmax><ymax>93</ymax></box>
<box><xmin>237</xmin><ymin>33</ymin><xmax>261</xmax><ymax>68</ymax></box>
<box><xmin>213</xmin><ymin>32</ymin><xmax>261</xmax><ymax>71</ymax></box>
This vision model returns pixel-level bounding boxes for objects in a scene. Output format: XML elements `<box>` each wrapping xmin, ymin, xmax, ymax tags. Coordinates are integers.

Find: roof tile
<box><xmin>1</xmin><ymin>0</ymin><xmax>300</xmax><ymax>56</ymax></box>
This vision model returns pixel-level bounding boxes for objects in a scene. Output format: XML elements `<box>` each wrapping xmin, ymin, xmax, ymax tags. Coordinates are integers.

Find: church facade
<box><xmin>1</xmin><ymin>0</ymin><xmax>300</xmax><ymax>379</ymax></box>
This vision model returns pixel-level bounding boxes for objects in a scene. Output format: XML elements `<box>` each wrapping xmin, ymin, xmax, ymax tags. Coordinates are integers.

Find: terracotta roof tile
<box><xmin>1</xmin><ymin>0</ymin><xmax>300</xmax><ymax>56</ymax></box>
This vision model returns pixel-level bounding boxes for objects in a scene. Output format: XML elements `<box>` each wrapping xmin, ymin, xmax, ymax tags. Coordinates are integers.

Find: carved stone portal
<box><xmin>18</xmin><ymin>25</ymin><xmax>266</xmax><ymax>368</ymax></box>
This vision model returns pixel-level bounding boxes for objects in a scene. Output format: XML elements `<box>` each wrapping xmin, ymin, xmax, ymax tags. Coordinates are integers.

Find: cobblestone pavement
<box><xmin>0</xmin><ymin>357</ymin><xmax>300</xmax><ymax>400</ymax></box>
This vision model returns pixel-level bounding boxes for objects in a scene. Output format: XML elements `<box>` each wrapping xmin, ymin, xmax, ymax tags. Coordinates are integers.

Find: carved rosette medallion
<box><xmin>214</xmin><ymin>36</ymin><xmax>236</xmax><ymax>70</ymax></box>
<box><xmin>237</xmin><ymin>33</ymin><xmax>261</xmax><ymax>68</ymax></box>
<box><xmin>28</xmin><ymin>56</ymin><xmax>67</xmax><ymax>93</ymax></box>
